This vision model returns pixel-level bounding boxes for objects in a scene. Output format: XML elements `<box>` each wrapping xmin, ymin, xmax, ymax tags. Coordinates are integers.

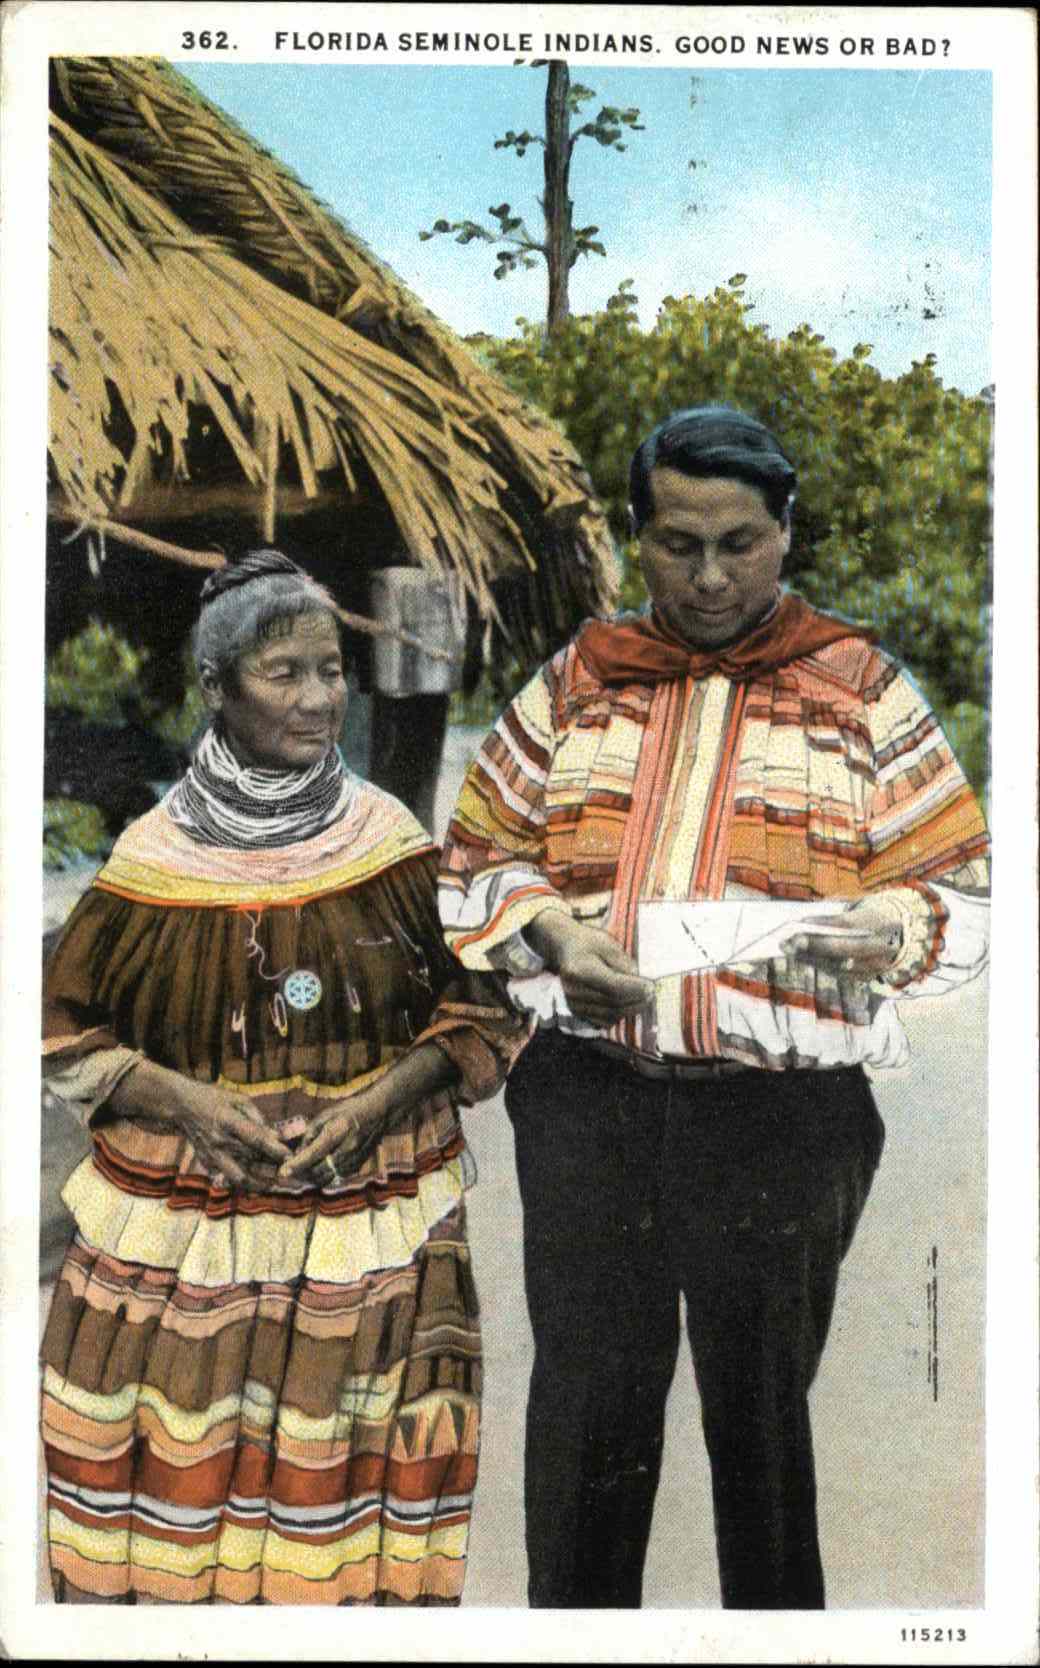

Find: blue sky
<box><xmin>178</xmin><ymin>64</ymin><xmax>991</xmax><ymax>394</ymax></box>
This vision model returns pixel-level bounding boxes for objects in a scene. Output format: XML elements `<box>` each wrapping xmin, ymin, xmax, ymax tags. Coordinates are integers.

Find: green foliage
<box><xmin>154</xmin><ymin>681</ymin><xmax>208</xmax><ymax>750</ymax></box>
<box><xmin>449</xmin><ymin>651</ymin><xmax>527</xmax><ymax>729</ymax></box>
<box><xmin>493</xmin><ymin>128</ymin><xmax>545</xmax><ymax>158</ymax></box>
<box><xmin>46</xmin><ymin>619</ymin><xmax>149</xmax><ymax>722</ymax></box>
<box><xmin>573</xmin><ymin>103</ymin><xmax>645</xmax><ymax>151</ymax></box>
<box><xmin>420</xmin><ymin>204</ymin><xmax>544</xmax><ymax>280</ymax></box>
<box><xmin>932</xmin><ymin>700</ymin><xmax>990</xmax><ymax>816</ymax></box>
<box><xmin>44</xmin><ymin>626</ymin><xmax>208</xmax><ymax>865</ymax></box>
<box><xmin>567</xmin><ymin>83</ymin><xmax>597</xmax><ymax>110</ymax></box>
<box><xmin>481</xmin><ymin>279</ymin><xmax>992</xmax><ymax>793</ymax></box>
<box><xmin>47</xmin><ymin>621</ymin><xmax>206</xmax><ymax>744</ymax></box>
<box><xmin>43</xmin><ymin>798</ymin><xmax>110</xmax><ymax>870</ymax></box>
<box><xmin>572</xmin><ymin>224</ymin><xmax>606</xmax><ymax>260</ymax></box>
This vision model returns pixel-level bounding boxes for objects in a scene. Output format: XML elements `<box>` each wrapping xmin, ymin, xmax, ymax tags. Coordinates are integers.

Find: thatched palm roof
<box><xmin>49</xmin><ymin>56</ymin><xmax>618</xmax><ymax>656</ymax></box>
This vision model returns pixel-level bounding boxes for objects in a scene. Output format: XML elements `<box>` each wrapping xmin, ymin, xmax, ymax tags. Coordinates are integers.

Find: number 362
<box><xmin>181</xmin><ymin>31</ymin><xmax>231</xmax><ymax>50</ymax></box>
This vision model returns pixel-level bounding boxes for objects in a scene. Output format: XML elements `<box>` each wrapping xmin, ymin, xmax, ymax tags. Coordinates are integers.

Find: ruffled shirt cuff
<box><xmin>42</xmin><ymin>1044</ymin><xmax>144</xmax><ymax>1128</ymax></box>
<box><xmin>870</xmin><ymin>888</ymin><xmax>937</xmax><ymax>987</ymax></box>
<box><xmin>487</xmin><ymin>924</ymin><xmax>552</xmax><ymax>978</ymax></box>
<box><xmin>874</xmin><ymin>882</ymin><xmax>989</xmax><ymax>995</ymax></box>
<box><xmin>439</xmin><ymin>865</ymin><xmax>570</xmax><ymax>971</ymax></box>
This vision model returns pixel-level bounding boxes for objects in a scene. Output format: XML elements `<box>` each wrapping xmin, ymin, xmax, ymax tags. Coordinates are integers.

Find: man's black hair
<box><xmin>629</xmin><ymin>405</ymin><xmax>797</xmax><ymax>531</ymax></box>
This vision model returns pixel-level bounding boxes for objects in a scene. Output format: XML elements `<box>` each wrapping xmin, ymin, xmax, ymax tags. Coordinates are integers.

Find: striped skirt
<box><xmin>40</xmin><ymin>1200</ymin><xmax>481</xmax><ymax>1605</ymax></box>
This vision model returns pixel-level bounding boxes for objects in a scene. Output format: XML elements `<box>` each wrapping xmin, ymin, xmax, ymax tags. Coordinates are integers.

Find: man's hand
<box><xmin>525</xmin><ymin>912</ymin><xmax>655</xmax><ymax>1027</ymax></box>
<box><xmin>109</xmin><ymin>1064</ymin><xmax>291</xmax><ymax>1191</ymax></box>
<box><xmin>786</xmin><ymin>898</ymin><xmax>902</xmax><ymax>978</ymax></box>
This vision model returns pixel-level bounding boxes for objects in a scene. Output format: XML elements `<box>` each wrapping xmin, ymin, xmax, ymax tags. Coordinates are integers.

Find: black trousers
<box><xmin>504</xmin><ymin>1031</ymin><xmax>885</xmax><ymax>1610</ymax></box>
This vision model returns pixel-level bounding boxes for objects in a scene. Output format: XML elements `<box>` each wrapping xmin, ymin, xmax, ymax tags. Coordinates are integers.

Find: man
<box><xmin>438</xmin><ymin>407</ymin><xmax>989</xmax><ymax>1609</ymax></box>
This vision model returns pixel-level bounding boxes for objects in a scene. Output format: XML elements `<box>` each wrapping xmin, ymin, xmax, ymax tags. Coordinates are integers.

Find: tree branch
<box><xmin>49</xmin><ymin>514</ymin><xmax>455</xmax><ymax>661</ymax></box>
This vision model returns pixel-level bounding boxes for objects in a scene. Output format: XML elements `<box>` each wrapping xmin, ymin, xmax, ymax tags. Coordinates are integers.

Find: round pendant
<box><xmin>283</xmin><ymin>969</ymin><xmax>323</xmax><ymax>1012</ymax></box>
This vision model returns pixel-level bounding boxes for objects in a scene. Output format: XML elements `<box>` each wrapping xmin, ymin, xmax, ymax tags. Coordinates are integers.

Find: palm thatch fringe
<box><xmin>50</xmin><ymin>58</ymin><xmax>619</xmax><ymax>658</ymax></box>
<box><xmin>52</xmin><ymin>116</ymin><xmax>522</xmax><ymax>619</ymax></box>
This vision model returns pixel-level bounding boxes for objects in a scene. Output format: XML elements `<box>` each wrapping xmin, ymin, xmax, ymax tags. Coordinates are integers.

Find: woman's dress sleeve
<box><xmin>43</xmin><ymin>888</ymin><xmax>153</xmax><ymax>1123</ymax></box>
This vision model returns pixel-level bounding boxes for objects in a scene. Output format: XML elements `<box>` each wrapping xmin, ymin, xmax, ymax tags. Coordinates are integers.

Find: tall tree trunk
<box><xmin>543</xmin><ymin>61</ymin><xmax>573</xmax><ymax>335</ymax></box>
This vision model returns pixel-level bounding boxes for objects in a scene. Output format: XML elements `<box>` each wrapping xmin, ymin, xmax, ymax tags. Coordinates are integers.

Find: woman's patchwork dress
<box><xmin>41</xmin><ymin>779</ymin><xmax>527</xmax><ymax>1605</ymax></box>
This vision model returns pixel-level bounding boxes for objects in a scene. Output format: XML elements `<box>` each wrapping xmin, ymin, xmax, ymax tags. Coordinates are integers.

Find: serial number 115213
<box><xmin>900</xmin><ymin>1629</ymin><xmax>968</xmax><ymax>1643</ymax></box>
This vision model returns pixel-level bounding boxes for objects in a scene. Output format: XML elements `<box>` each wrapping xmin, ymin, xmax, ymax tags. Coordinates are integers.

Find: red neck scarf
<box><xmin>574</xmin><ymin>592</ymin><xmax>873</xmax><ymax>686</ymax></box>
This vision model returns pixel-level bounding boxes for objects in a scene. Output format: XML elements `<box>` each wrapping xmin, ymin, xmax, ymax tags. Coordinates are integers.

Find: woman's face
<box><xmin>205</xmin><ymin>611</ymin><xmax>348</xmax><ymax>770</ymax></box>
<box><xmin>638</xmin><ymin>469</ymin><xmax>790</xmax><ymax>649</ymax></box>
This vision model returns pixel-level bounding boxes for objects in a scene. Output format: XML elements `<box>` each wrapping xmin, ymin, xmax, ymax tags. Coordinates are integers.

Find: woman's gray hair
<box><xmin>192</xmin><ymin>550</ymin><xmax>340</xmax><ymax>685</ymax></box>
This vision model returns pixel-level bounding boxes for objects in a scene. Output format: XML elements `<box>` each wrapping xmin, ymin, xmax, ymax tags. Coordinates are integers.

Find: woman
<box><xmin>439</xmin><ymin>406</ymin><xmax>990</xmax><ymax>1608</ymax></box>
<box><xmin>40</xmin><ymin>550</ymin><xmax>528</xmax><ymax>1606</ymax></box>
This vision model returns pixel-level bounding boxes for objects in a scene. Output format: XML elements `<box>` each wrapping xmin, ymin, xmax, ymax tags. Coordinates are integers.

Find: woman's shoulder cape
<box><xmin>94</xmin><ymin>777</ymin><xmax>435</xmax><ymax>909</ymax></box>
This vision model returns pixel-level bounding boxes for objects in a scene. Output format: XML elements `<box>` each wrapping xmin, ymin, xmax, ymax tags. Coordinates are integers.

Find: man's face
<box><xmin>637</xmin><ymin>469</ymin><xmax>790</xmax><ymax>649</ymax></box>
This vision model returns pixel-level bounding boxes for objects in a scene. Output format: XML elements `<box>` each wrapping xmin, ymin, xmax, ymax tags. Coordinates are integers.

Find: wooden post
<box><xmin>369</xmin><ymin>690</ymin><xmax>449</xmax><ymax>835</ymax></box>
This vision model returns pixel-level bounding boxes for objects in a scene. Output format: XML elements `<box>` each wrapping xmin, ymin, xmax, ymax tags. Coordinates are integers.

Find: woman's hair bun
<box><xmin>199</xmin><ymin>550</ymin><xmax>306</xmax><ymax>607</ymax></box>
<box><xmin>192</xmin><ymin>549</ymin><xmax>340</xmax><ymax>682</ymax></box>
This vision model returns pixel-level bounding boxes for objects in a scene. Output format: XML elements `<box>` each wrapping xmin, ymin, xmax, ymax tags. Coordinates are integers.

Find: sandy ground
<box><xmin>37</xmin><ymin>727</ymin><xmax>987</xmax><ymax>1607</ymax></box>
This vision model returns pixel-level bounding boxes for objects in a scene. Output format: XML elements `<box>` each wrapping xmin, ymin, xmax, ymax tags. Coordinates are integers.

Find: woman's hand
<box><xmin>276</xmin><ymin>1042</ymin><xmax>459</xmax><ymax>1189</ymax></box>
<box><xmin>786</xmin><ymin>898</ymin><xmax>902</xmax><ymax>978</ymax></box>
<box><xmin>171</xmin><ymin>1079</ymin><xmax>293</xmax><ymax>1190</ymax></box>
<box><xmin>108</xmin><ymin>1062</ymin><xmax>291</xmax><ymax>1190</ymax></box>
<box><xmin>276</xmin><ymin>1085</ymin><xmax>392</xmax><ymax>1188</ymax></box>
<box><xmin>525</xmin><ymin>912</ymin><xmax>655</xmax><ymax>1027</ymax></box>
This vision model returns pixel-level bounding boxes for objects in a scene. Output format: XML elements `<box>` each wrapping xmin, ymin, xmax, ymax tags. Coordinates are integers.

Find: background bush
<box><xmin>45</xmin><ymin>620</ymin><xmax>150</xmax><ymax>723</ymax></box>
<box><xmin>43</xmin><ymin>798</ymin><xmax>110</xmax><ymax>871</ymax></box>
<box><xmin>45</xmin><ymin>625</ymin><xmax>204</xmax><ymax>863</ymax></box>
